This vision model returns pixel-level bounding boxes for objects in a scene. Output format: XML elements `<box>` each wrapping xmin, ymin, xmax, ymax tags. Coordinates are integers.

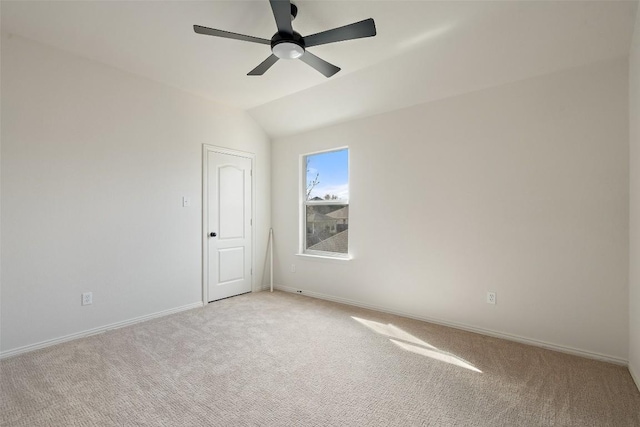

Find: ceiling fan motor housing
<box><xmin>271</xmin><ymin>31</ymin><xmax>305</xmax><ymax>59</ymax></box>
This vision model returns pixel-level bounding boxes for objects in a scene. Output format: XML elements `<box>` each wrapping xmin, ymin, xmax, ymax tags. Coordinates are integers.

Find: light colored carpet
<box><xmin>1</xmin><ymin>291</ymin><xmax>639</xmax><ymax>426</ymax></box>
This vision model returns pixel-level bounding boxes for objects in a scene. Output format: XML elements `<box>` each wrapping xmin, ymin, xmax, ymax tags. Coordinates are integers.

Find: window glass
<box><xmin>306</xmin><ymin>149</ymin><xmax>349</xmax><ymax>202</ymax></box>
<box><xmin>303</xmin><ymin>149</ymin><xmax>349</xmax><ymax>256</ymax></box>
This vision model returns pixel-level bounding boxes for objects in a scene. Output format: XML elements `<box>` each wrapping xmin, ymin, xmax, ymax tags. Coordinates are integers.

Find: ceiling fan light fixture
<box><xmin>272</xmin><ymin>41</ymin><xmax>304</xmax><ymax>59</ymax></box>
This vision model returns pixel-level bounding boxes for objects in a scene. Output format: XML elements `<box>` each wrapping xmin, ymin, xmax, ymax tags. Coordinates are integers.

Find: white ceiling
<box><xmin>2</xmin><ymin>1</ymin><xmax>638</xmax><ymax>138</ymax></box>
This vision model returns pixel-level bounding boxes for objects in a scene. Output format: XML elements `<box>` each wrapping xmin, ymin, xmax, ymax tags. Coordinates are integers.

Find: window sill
<box><xmin>296</xmin><ymin>253</ymin><xmax>352</xmax><ymax>262</ymax></box>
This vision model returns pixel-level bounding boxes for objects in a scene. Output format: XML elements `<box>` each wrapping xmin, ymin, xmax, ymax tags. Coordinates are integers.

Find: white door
<box><xmin>206</xmin><ymin>149</ymin><xmax>252</xmax><ymax>302</ymax></box>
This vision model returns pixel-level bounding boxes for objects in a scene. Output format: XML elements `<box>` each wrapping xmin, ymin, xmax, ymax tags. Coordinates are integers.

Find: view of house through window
<box><xmin>303</xmin><ymin>148</ymin><xmax>349</xmax><ymax>255</ymax></box>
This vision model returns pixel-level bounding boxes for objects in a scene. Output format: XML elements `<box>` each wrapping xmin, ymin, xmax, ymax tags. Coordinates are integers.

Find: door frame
<box><xmin>202</xmin><ymin>144</ymin><xmax>256</xmax><ymax>305</ymax></box>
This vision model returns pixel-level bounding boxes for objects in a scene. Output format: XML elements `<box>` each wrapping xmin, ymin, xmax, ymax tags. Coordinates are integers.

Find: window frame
<box><xmin>299</xmin><ymin>147</ymin><xmax>350</xmax><ymax>259</ymax></box>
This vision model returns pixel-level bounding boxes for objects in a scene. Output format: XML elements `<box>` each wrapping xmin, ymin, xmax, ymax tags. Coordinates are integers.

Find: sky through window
<box><xmin>306</xmin><ymin>149</ymin><xmax>348</xmax><ymax>201</ymax></box>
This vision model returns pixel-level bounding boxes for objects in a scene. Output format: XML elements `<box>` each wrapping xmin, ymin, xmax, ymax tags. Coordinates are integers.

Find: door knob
<box><xmin>210</xmin><ymin>232</ymin><xmax>217</xmax><ymax>237</ymax></box>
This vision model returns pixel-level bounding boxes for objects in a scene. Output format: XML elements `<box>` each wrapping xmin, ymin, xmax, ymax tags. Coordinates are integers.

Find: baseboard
<box><xmin>629</xmin><ymin>363</ymin><xmax>640</xmax><ymax>392</ymax></box>
<box><xmin>275</xmin><ymin>284</ymin><xmax>628</xmax><ymax>366</ymax></box>
<box><xmin>0</xmin><ymin>301</ymin><xmax>204</xmax><ymax>360</ymax></box>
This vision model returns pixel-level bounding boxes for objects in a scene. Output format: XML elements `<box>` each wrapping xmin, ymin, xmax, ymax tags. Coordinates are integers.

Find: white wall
<box><xmin>629</xmin><ymin>5</ymin><xmax>640</xmax><ymax>386</ymax></box>
<box><xmin>272</xmin><ymin>58</ymin><xmax>629</xmax><ymax>361</ymax></box>
<box><xmin>0</xmin><ymin>34</ymin><xmax>271</xmax><ymax>354</ymax></box>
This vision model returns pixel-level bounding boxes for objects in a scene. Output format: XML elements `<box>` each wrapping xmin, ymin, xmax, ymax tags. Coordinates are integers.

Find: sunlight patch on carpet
<box><xmin>389</xmin><ymin>339</ymin><xmax>482</xmax><ymax>373</ymax></box>
<box><xmin>352</xmin><ymin>316</ymin><xmax>482</xmax><ymax>373</ymax></box>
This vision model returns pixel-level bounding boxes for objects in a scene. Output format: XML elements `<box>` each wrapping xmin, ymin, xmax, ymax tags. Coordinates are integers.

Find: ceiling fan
<box><xmin>193</xmin><ymin>0</ymin><xmax>377</xmax><ymax>78</ymax></box>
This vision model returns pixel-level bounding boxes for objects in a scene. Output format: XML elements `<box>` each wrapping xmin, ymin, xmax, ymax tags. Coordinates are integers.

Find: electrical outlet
<box><xmin>291</xmin><ymin>264</ymin><xmax>296</xmax><ymax>273</ymax></box>
<box><xmin>296</xmin><ymin>290</ymin><xmax>302</xmax><ymax>294</ymax></box>
<box><xmin>82</xmin><ymin>292</ymin><xmax>93</xmax><ymax>306</ymax></box>
<box><xmin>486</xmin><ymin>291</ymin><xmax>496</xmax><ymax>305</ymax></box>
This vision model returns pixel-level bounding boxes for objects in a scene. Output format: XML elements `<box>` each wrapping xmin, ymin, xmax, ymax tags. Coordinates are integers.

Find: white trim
<box><xmin>0</xmin><ymin>302</ymin><xmax>203</xmax><ymax>360</ymax></box>
<box><xmin>202</xmin><ymin>145</ymin><xmax>257</xmax><ymax>305</ymax></box>
<box><xmin>304</xmin><ymin>200</ymin><xmax>349</xmax><ymax>206</ymax></box>
<box><xmin>301</xmin><ymin>145</ymin><xmax>350</xmax><ymax>157</ymax></box>
<box><xmin>296</xmin><ymin>253</ymin><xmax>352</xmax><ymax>262</ymax></box>
<box><xmin>274</xmin><ymin>284</ymin><xmax>628</xmax><ymax>366</ymax></box>
<box><xmin>630</xmin><ymin>363</ymin><xmax>640</xmax><ymax>392</ymax></box>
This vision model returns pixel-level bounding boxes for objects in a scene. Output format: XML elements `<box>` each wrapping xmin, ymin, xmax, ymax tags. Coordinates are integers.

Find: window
<box><xmin>302</xmin><ymin>148</ymin><xmax>349</xmax><ymax>257</ymax></box>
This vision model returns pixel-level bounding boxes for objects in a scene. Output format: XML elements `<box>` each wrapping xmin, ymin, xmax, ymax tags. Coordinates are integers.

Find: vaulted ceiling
<box><xmin>2</xmin><ymin>1</ymin><xmax>638</xmax><ymax>137</ymax></box>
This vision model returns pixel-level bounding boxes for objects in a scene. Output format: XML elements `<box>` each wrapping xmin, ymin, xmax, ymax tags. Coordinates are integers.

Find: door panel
<box><xmin>207</xmin><ymin>151</ymin><xmax>252</xmax><ymax>302</ymax></box>
<box><xmin>218</xmin><ymin>247</ymin><xmax>245</xmax><ymax>283</ymax></box>
<box><xmin>218</xmin><ymin>166</ymin><xmax>245</xmax><ymax>239</ymax></box>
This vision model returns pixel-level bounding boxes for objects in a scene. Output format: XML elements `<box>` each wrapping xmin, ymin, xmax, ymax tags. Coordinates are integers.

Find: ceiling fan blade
<box><xmin>248</xmin><ymin>54</ymin><xmax>280</xmax><ymax>76</ymax></box>
<box><xmin>194</xmin><ymin>25</ymin><xmax>271</xmax><ymax>45</ymax></box>
<box><xmin>269</xmin><ymin>0</ymin><xmax>293</xmax><ymax>35</ymax></box>
<box><xmin>299</xmin><ymin>52</ymin><xmax>341</xmax><ymax>78</ymax></box>
<box><xmin>303</xmin><ymin>18</ymin><xmax>377</xmax><ymax>48</ymax></box>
